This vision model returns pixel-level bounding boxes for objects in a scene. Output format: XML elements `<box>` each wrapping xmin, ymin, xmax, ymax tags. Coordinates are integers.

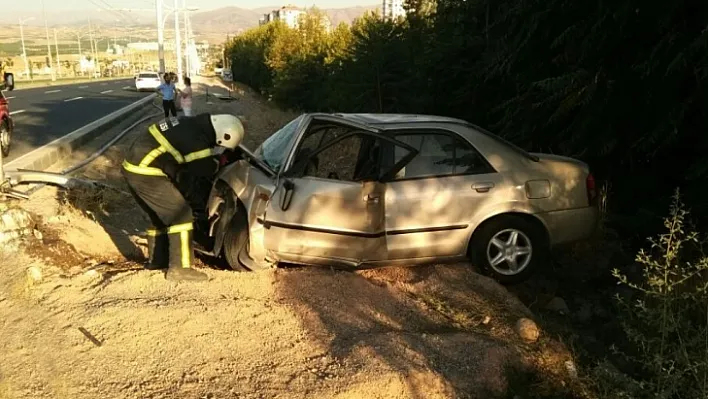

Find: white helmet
<box><xmin>210</xmin><ymin>114</ymin><xmax>245</xmax><ymax>150</ymax></box>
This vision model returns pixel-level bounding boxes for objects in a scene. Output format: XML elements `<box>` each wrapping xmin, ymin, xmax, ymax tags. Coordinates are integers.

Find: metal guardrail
<box><xmin>0</xmin><ymin>96</ymin><xmax>163</xmax><ymax>201</ymax></box>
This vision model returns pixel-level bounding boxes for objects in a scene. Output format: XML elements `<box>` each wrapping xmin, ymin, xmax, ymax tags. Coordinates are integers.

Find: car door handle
<box><xmin>363</xmin><ymin>194</ymin><xmax>380</xmax><ymax>204</ymax></box>
<box><xmin>472</xmin><ymin>182</ymin><xmax>495</xmax><ymax>193</ymax></box>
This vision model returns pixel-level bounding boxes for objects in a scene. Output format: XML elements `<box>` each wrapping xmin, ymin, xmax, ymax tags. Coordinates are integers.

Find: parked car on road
<box><xmin>135</xmin><ymin>72</ymin><xmax>162</xmax><ymax>92</ymax></box>
<box><xmin>200</xmin><ymin>113</ymin><xmax>599</xmax><ymax>283</ymax></box>
<box><xmin>0</xmin><ymin>90</ymin><xmax>13</xmax><ymax>157</ymax></box>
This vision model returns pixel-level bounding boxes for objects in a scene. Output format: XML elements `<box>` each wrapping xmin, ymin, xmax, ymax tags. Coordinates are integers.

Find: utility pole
<box><xmin>54</xmin><ymin>29</ymin><xmax>62</xmax><ymax>78</ymax></box>
<box><xmin>223</xmin><ymin>34</ymin><xmax>229</xmax><ymax>70</ymax></box>
<box><xmin>174</xmin><ymin>0</ymin><xmax>182</xmax><ymax>83</ymax></box>
<box><xmin>41</xmin><ymin>0</ymin><xmax>56</xmax><ymax>81</ymax></box>
<box><xmin>76</xmin><ymin>33</ymin><xmax>82</xmax><ymax>58</ymax></box>
<box><xmin>156</xmin><ymin>0</ymin><xmax>165</xmax><ymax>75</ymax></box>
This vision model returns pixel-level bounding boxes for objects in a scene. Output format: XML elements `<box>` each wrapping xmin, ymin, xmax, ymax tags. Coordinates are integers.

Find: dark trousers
<box><xmin>162</xmin><ymin>99</ymin><xmax>177</xmax><ymax>118</ymax></box>
<box><xmin>122</xmin><ymin>169</ymin><xmax>194</xmax><ymax>269</ymax></box>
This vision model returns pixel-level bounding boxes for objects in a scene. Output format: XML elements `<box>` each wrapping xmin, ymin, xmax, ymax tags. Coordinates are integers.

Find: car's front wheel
<box><xmin>1</xmin><ymin>118</ymin><xmax>11</xmax><ymax>157</ymax></box>
<box><xmin>470</xmin><ymin>215</ymin><xmax>548</xmax><ymax>284</ymax></box>
<box><xmin>223</xmin><ymin>212</ymin><xmax>250</xmax><ymax>272</ymax></box>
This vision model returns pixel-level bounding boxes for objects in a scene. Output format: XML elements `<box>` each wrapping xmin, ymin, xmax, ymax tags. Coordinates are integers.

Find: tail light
<box><xmin>586</xmin><ymin>173</ymin><xmax>598</xmax><ymax>206</ymax></box>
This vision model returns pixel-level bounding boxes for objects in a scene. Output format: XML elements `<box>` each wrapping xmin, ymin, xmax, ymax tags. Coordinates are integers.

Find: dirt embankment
<box><xmin>0</xmin><ymin>78</ymin><xmax>583</xmax><ymax>399</ymax></box>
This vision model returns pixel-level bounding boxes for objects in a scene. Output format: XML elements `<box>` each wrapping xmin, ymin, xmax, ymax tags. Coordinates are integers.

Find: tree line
<box><xmin>226</xmin><ymin>0</ymin><xmax>707</xmax><ymax>235</ymax></box>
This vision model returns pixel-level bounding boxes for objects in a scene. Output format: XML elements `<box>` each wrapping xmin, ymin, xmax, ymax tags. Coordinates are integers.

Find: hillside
<box><xmin>190</xmin><ymin>5</ymin><xmax>380</xmax><ymax>35</ymax></box>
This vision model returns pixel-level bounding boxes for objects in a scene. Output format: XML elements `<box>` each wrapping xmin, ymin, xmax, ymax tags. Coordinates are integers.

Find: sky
<box><xmin>5</xmin><ymin>0</ymin><xmax>378</xmax><ymax>13</ymax></box>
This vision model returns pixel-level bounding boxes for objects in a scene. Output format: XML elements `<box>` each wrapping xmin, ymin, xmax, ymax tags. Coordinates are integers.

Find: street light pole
<box><xmin>174</xmin><ymin>0</ymin><xmax>183</xmax><ymax>84</ymax></box>
<box><xmin>156</xmin><ymin>0</ymin><xmax>165</xmax><ymax>75</ymax></box>
<box><xmin>54</xmin><ymin>29</ymin><xmax>62</xmax><ymax>78</ymax></box>
<box><xmin>183</xmin><ymin>0</ymin><xmax>189</xmax><ymax>76</ymax></box>
<box><xmin>88</xmin><ymin>17</ymin><xmax>96</xmax><ymax>78</ymax></box>
<box><xmin>18</xmin><ymin>17</ymin><xmax>33</xmax><ymax>80</ymax></box>
<box><xmin>41</xmin><ymin>0</ymin><xmax>56</xmax><ymax>81</ymax></box>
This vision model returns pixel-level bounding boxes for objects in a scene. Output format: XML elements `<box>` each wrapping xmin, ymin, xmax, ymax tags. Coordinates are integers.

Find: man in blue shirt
<box><xmin>157</xmin><ymin>73</ymin><xmax>177</xmax><ymax>118</ymax></box>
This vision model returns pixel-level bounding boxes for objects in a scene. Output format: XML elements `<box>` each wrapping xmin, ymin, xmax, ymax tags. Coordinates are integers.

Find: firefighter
<box><xmin>121</xmin><ymin>113</ymin><xmax>244</xmax><ymax>281</ymax></box>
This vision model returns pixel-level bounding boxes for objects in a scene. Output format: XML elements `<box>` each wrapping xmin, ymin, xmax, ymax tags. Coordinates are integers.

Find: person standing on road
<box><xmin>157</xmin><ymin>74</ymin><xmax>178</xmax><ymax>118</ymax></box>
<box><xmin>121</xmin><ymin>113</ymin><xmax>245</xmax><ymax>281</ymax></box>
<box><xmin>179</xmin><ymin>77</ymin><xmax>193</xmax><ymax>117</ymax></box>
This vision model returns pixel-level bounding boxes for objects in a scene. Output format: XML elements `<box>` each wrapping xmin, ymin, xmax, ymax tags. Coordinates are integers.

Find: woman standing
<box><xmin>179</xmin><ymin>77</ymin><xmax>193</xmax><ymax>117</ymax></box>
<box><xmin>157</xmin><ymin>73</ymin><xmax>177</xmax><ymax>118</ymax></box>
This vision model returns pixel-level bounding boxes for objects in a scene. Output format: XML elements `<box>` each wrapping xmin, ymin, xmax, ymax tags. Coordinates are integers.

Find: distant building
<box><xmin>258</xmin><ymin>5</ymin><xmax>306</xmax><ymax>29</ymax></box>
<box><xmin>382</xmin><ymin>0</ymin><xmax>406</xmax><ymax>20</ymax></box>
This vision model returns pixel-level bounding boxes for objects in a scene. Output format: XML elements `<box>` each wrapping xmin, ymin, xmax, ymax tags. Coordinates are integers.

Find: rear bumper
<box><xmin>537</xmin><ymin>206</ymin><xmax>600</xmax><ymax>246</ymax></box>
<box><xmin>135</xmin><ymin>82</ymin><xmax>160</xmax><ymax>90</ymax></box>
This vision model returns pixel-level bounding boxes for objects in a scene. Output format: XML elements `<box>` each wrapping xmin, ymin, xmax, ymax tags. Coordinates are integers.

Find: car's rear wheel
<box><xmin>223</xmin><ymin>212</ymin><xmax>250</xmax><ymax>272</ymax></box>
<box><xmin>470</xmin><ymin>215</ymin><xmax>548</xmax><ymax>284</ymax></box>
<box><xmin>1</xmin><ymin>119</ymin><xmax>11</xmax><ymax>157</ymax></box>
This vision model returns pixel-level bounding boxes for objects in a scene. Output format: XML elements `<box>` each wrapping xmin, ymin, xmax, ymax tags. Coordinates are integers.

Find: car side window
<box><xmin>391</xmin><ymin>131</ymin><xmax>494</xmax><ymax>179</ymax></box>
<box><xmin>291</xmin><ymin>123</ymin><xmax>382</xmax><ymax>182</ymax></box>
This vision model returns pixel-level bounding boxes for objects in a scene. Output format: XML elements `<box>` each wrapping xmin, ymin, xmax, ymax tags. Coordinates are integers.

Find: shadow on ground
<box><xmin>274</xmin><ymin>264</ymin><xmax>576</xmax><ymax>398</ymax></box>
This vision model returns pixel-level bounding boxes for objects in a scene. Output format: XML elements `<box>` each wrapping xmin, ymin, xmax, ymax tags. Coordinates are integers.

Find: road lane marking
<box><xmin>78</xmin><ymin>85</ymin><xmax>89</xmax><ymax>89</ymax></box>
<box><xmin>9</xmin><ymin>110</ymin><xmax>26</xmax><ymax>115</ymax></box>
<box><xmin>45</xmin><ymin>89</ymin><xmax>61</xmax><ymax>94</ymax></box>
<box><xmin>5</xmin><ymin>94</ymin><xmax>157</xmax><ymax>170</ymax></box>
<box><xmin>100</xmin><ymin>90</ymin><xmax>113</xmax><ymax>94</ymax></box>
<box><xmin>5</xmin><ymin>96</ymin><xmax>15</xmax><ymax>99</ymax></box>
<box><xmin>122</xmin><ymin>86</ymin><xmax>131</xmax><ymax>89</ymax></box>
<box><xmin>64</xmin><ymin>96</ymin><xmax>83</xmax><ymax>102</ymax></box>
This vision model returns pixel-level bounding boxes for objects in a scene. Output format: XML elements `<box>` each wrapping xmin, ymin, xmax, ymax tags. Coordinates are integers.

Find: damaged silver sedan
<box><xmin>197</xmin><ymin>113</ymin><xmax>599</xmax><ymax>283</ymax></box>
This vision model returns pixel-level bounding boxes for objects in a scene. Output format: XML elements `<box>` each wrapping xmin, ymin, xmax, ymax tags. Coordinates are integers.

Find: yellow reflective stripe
<box><xmin>139</xmin><ymin>146</ymin><xmax>167</xmax><ymax>167</ymax></box>
<box><xmin>148</xmin><ymin>124</ymin><xmax>184</xmax><ymax>164</ymax></box>
<box><xmin>146</xmin><ymin>229</ymin><xmax>165</xmax><ymax>236</ymax></box>
<box><xmin>122</xmin><ymin>160</ymin><xmax>167</xmax><ymax>177</ymax></box>
<box><xmin>180</xmin><ymin>230</ymin><xmax>190</xmax><ymax>268</ymax></box>
<box><xmin>183</xmin><ymin>148</ymin><xmax>214</xmax><ymax>163</ymax></box>
<box><xmin>166</xmin><ymin>222</ymin><xmax>193</xmax><ymax>234</ymax></box>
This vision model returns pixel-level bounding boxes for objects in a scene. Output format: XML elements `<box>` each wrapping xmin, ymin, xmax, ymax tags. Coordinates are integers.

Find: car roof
<box><xmin>332</xmin><ymin>113</ymin><xmax>471</xmax><ymax>126</ymax></box>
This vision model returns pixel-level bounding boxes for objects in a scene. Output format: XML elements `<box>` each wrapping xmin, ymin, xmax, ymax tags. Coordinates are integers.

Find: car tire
<box><xmin>223</xmin><ymin>211</ymin><xmax>250</xmax><ymax>272</ymax></box>
<box><xmin>470</xmin><ymin>215</ymin><xmax>548</xmax><ymax>284</ymax></box>
<box><xmin>1</xmin><ymin>118</ymin><xmax>11</xmax><ymax>157</ymax></box>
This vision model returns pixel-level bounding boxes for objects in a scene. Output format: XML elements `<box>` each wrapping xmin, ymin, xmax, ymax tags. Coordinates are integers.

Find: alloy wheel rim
<box><xmin>486</xmin><ymin>228</ymin><xmax>533</xmax><ymax>276</ymax></box>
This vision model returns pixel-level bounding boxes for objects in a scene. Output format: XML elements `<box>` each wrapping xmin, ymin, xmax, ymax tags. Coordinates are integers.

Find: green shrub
<box><xmin>612</xmin><ymin>189</ymin><xmax>708</xmax><ymax>398</ymax></box>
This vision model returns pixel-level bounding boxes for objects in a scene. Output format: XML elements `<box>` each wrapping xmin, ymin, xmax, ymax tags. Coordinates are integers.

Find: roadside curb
<box><xmin>5</xmin><ymin>94</ymin><xmax>157</xmax><ymax>172</ymax></box>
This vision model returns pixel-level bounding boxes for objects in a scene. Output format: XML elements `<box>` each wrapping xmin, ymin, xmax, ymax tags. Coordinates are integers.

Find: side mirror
<box><xmin>3</xmin><ymin>73</ymin><xmax>14</xmax><ymax>91</ymax></box>
<box><xmin>280</xmin><ymin>179</ymin><xmax>295</xmax><ymax>211</ymax></box>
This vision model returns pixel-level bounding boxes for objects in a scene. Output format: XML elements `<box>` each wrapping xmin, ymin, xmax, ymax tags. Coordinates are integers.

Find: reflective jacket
<box><xmin>122</xmin><ymin>113</ymin><xmax>219</xmax><ymax>181</ymax></box>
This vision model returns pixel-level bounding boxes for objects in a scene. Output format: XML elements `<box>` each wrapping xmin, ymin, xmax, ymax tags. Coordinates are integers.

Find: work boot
<box><xmin>165</xmin><ymin>223</ymin><xmax>208</xmax><ymax>282</ymax></box>
<box><xmin>145</xmin><ymin>229</ymin><xmax>169</xmax><ymax>270</ymax></box>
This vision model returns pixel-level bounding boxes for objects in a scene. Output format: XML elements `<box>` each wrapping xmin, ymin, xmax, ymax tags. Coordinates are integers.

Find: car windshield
<box><xmin>254</xmin><ymin>116</ymin><xmax>303</xmax><ymax>172</ymax></box>
<box><xmin>139</xmin><ymin>73</ymin><xmax>158</xmax><ymax>79</ymax></box>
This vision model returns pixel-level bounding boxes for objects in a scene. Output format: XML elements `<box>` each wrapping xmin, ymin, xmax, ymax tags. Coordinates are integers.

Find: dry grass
<box><xmin>56</xmin><ymin>184</ymin><xmax>130</xmax><ymax>221</ymax></box>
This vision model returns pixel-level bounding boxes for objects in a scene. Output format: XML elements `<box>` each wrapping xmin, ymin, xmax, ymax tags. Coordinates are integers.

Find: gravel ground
<box><xmin>0</xmin><ymin>78</ymin><xmax>579</xmax><ymax>399</ymax></box>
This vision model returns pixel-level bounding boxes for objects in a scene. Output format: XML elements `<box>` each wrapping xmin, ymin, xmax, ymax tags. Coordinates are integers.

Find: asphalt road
<box><xmin>2</xmin><ymin>78</ymin><xmax>152</xmax><ymax>163</ymax></box>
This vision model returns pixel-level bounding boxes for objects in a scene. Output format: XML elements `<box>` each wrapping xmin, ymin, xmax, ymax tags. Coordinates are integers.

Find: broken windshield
<box><xmin>253</xmin><ymin>115</ymin><xmax>303</xmax><ymax>173</ymax></box>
